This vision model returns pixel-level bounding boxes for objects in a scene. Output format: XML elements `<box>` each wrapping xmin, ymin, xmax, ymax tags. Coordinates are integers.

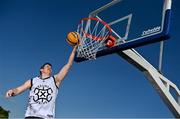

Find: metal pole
<box><xmin>159</xmin><ymin>41</ymin><xmax>164</xmax><ymax>73</ymax></box>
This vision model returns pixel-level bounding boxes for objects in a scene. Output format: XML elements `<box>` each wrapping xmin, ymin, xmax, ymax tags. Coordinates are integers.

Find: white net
<box><xmin>76</xmin><ymin>18</ymin><xmax>111</xmax><ymax>60</ymax></box>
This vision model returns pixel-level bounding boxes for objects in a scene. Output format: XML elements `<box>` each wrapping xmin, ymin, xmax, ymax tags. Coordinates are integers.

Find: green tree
<box><xmin>0</xmin><ymin>106</ymin><xmax>9</xmax><ymax>119</ymax></box>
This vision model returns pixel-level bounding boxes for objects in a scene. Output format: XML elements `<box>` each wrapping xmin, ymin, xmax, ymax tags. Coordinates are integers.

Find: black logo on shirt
<box><xmin>33</xmin><ymin>85</ymin><xmax>53</xmax><ymax>104</ymax></box>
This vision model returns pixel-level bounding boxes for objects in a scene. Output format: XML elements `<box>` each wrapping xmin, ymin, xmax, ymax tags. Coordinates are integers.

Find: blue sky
<box><xmin>0</xmin><ymin>0</ymin><xmax>180</xmax><ymax>118</ymax></box>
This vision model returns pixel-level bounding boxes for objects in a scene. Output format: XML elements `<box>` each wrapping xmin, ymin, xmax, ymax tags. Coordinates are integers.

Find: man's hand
<box><xmin>6</xmin><ymin>89</ymin><xmax>16</xmax><ymax>98</ymax></box>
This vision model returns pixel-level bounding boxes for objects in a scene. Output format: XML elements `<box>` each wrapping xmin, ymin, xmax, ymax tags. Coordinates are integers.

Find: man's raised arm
<box><xmin>54</xmin><ymin>46</ymin><xmax>77</xmax><ymax>86</ymax></box>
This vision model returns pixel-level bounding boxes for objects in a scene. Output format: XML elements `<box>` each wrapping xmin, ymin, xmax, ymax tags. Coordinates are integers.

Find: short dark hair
<box><xmin>39</xmin><ymin>62</ymin><xmax>52</xmax><ymax>75</ymax></box>
<box><xmin>40</xmin><ymin>62</ymin><xmax>52</xmax><ymax>69</ymax></box>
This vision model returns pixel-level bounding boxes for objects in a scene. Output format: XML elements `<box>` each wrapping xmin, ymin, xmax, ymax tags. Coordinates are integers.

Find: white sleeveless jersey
<box><xmin>25</xmin><ymin>76</ymin><xmax>59</xmax><ymax>119</ymax></box>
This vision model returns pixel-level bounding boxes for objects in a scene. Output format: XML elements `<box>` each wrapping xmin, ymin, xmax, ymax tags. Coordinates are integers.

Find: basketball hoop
<box><xmin>76</xmin><ymin>17</ymin><xmax>115</xmax><ymax>60</ymax></box>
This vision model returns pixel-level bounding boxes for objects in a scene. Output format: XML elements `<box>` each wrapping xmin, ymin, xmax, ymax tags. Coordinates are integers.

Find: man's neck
<box><xmin>40</xmin><ymin>74</ymin><xmax>50</xmax><ymax>79</ymax></box>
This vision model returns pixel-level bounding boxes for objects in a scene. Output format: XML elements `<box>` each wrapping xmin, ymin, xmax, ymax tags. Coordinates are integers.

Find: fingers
<box><xmin>6</xmin><ymin>89</ymin><xmax>15</xmax><ymax>98</ymax></box>
<box><xmin>74</xmin><ymin>45</ymin><xmax>78</xmax><ymax>48</ymax></box>
<box><xmin>6</xmin><ymin>90</ymin><xmax>11</xmax><ymax>98</ymax></box>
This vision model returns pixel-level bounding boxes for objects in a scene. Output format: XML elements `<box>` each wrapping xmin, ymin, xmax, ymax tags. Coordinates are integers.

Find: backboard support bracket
<box><xmin>117</xmin><ymin>48</ymin><xmax>180</xmax><ymax>118</ymax></box>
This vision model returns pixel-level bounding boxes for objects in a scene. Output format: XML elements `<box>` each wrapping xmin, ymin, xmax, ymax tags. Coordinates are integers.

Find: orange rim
<box><xmin>79</xmin><ymin>17</ymin><xmax>112</xmax><ymax>41</ymax></box>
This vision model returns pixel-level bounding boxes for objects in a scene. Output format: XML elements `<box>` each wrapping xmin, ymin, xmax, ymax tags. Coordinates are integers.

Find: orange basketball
<box><xmin>66</xmin><ymin>32</ymin><xmax>80</xmax><ymax>46</ymax></box>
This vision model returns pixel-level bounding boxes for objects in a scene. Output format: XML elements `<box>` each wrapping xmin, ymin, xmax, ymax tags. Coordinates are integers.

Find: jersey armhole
<box><xmin>53</xmin><ymin>76</ymin><xmax>59</xmax><ymax>89</ymax></box>
<box><xmin>29</xmin><ymin>78</ymin><xmax>33</xmax><ymax>90</ymax></box>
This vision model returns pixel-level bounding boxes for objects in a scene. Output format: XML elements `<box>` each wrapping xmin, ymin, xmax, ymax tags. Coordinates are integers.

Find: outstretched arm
<box><xmin>54</xmin><ymin>46</ymin><xmax>77</xmax><ymax>87</ymax></box>
<box><xmin>6</xmin><ymin>80</ymin><xmax>31</xmax><ymax>98</ymax></box>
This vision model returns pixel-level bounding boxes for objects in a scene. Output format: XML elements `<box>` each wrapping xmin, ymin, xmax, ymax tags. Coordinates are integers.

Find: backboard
<box><xmin>74</xmin><ymin>0</ymin><xmax>172</xmax><ymax>62</ymax></box>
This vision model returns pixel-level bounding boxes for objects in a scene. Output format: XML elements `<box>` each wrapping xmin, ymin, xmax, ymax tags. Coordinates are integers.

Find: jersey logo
<box><xmin>33</xmin><ymin>85</ymin><xmax>53</xmax><ymax>104</ymax></box>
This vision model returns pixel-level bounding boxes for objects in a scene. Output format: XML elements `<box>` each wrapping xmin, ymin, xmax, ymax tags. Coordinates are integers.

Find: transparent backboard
<box><xmin>75</xmin><ymin>0</ymin><xmax>172</xmax><ymax>62</ymax></box>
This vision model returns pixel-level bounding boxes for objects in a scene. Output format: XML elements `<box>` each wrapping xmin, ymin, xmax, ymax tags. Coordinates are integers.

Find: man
<box><xmin>6</xmin><ymin>46</ymin><xmax>77</xmax><ymax>119</ymax></box>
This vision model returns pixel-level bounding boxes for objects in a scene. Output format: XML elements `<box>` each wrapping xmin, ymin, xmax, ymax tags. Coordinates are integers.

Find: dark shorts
<box><xmin>25</xmin><ymin>116</ymin><xmax>44</xmax><ymax>119</ymax></box>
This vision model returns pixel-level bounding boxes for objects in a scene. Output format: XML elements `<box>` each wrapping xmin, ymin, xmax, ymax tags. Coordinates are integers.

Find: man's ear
<box><xmin>40</xmin><ymin>68</ymin><xmax>43</xmax><ymax>73</ymax></box>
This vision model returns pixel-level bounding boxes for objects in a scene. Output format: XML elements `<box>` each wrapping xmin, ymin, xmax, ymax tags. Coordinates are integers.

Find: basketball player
<box><xmin>6</xmin><ymin>45</ymin><xmax>77</xmax><ymax>119</ymax></box>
